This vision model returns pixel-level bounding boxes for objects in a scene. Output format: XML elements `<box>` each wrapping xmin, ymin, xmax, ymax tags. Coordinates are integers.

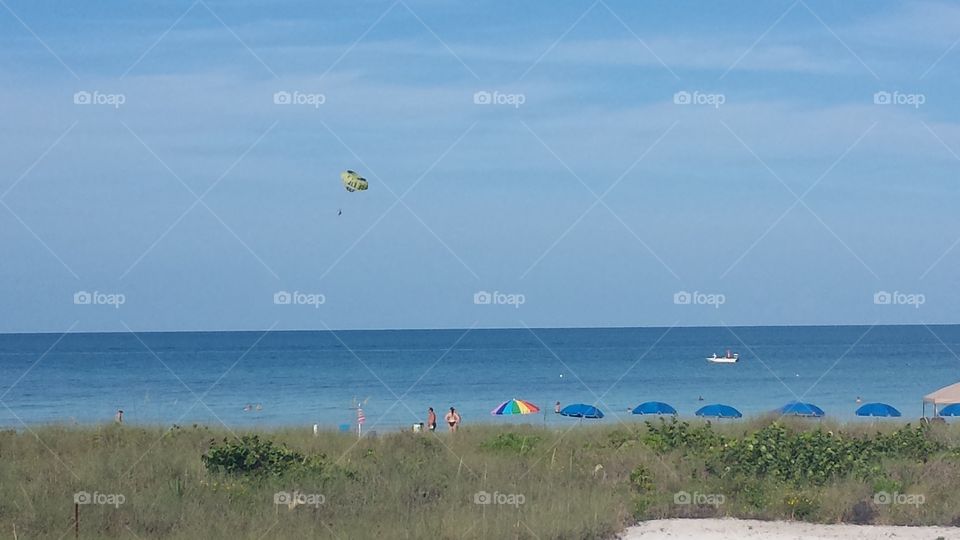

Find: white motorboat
<box><xmin>707</xmin><ymin>351</ymin><xmax>739</xmax><ymax>364</ymax></box>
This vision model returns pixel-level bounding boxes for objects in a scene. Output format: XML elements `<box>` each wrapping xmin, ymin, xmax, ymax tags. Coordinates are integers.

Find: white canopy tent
<box><xmin>922</xmin><ymin>381</ymin><xmax>960</xmax><ymax>416</ymax></box>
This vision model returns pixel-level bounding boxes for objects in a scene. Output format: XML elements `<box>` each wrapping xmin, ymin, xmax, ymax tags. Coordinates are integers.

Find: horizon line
<box><xmin>2</xmin><ymin>321</ymin><xmax>957</xmax><ymax>337</ymax></box>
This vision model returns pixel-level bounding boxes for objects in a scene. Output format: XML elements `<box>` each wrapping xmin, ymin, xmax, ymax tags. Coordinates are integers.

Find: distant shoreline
<box><xmin>1</xmin><ymin>415</ymin><xmax>938</xmax><ymax>432</ymax></box>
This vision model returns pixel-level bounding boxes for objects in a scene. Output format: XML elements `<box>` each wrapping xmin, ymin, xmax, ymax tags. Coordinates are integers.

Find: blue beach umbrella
<box><xmin>559</xmin><ymin>403</ymin><xmax>604</xmax><ymax>419</ymax></box>
<box><xmin>632</xmin><ymin>401</ymin><xmax>677</xmax><ymax>415</ymax></box>
<box><xmin>855</xmin><ymin>403</ymin><xmax>902</xmax><ymax>417</ymax></box>
<box><xmin>778</xmin><ymin>401</ymin><xmax>825</xmax><ymax>418</ymax></box>
<box><xmin>938</xmin><ymin>403</ymin><xmax>960</xmax><ymax>416</ymax></box>
<box><xmin>695</xmin><ymin>404</ymin><xmax>742</xmax><ymax>419</ymax></box>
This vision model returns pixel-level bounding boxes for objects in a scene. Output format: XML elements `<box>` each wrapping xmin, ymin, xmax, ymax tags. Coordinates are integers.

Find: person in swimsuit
<box><xmin>427</xmin><ymin>407</ymin><xmax>437</xmax><ymax>432</ymax></box>
<box><xmin>445</xmin><ymin>407</ymin><xmax>460</xmax><ymax>432</ymax></box>
<box><xmin>554</xmin><ymin>401</ymin><xmax>561</xmax><ymax>414</ymax></box>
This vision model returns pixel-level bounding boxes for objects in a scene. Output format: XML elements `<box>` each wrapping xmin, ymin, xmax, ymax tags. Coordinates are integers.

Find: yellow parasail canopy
<box><xmin>341</xmin><ymin>170</ymin><xmax>369</xmax><ymax>192</ymax></box>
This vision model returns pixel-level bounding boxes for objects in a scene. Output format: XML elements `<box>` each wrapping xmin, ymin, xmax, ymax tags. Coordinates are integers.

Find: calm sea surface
<box><xmin>1</xmin><ymin>326</ymin><xmax>958</xmax><ymax>430</ymax></box>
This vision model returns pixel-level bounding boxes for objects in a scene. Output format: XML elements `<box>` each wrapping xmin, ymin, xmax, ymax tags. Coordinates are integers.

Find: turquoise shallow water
<box><xmin>0</xmin><ymin>325</ymin><xmax>957</xmax><ymax>430</ymax></box>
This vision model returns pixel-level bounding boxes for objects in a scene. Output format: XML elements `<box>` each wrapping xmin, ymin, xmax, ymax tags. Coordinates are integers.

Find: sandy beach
<box><xmin>625</xmin><ymin>519</ymin><xmax>959</xmax><ymax>539</ymax></box>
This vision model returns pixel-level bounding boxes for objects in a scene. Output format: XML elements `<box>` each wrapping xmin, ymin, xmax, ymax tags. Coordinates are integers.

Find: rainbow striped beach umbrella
<box><xmin>491</xmin><ymin>399</ymin><xmax>540</xmax><ymax>416</ymax></box>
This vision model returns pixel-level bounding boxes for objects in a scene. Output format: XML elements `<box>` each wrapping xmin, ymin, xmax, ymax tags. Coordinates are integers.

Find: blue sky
<box><xmin>1</xmin><ymin>0</ymin><xmax>959</xmax><ymax>332</ymax></box>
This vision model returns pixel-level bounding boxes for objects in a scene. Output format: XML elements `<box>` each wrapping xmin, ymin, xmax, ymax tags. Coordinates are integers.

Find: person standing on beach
<box><xmin>445</xmin><ymin>407</ymin><xmax>460</xmax><ymax>432</ymax></box>
<box><xmin>554</xmin><ymin>401</ymin><xmax>561</xmax><ymax>414</ymax></box>
<box><xmin>115</xmin><ymin>409</ymin><xmax>123</xmax><ymax>424</ymax></box>
<box><xmin>427</xmin><ymin>407</ymin><xmax>437</xmax><ymax>432</ymax></box>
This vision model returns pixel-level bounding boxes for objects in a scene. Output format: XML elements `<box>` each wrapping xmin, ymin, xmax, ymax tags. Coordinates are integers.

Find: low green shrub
<box><xmin>644</xmin><ymin>419</ymin><xmax>948</xmax><ymax>486</ymax></box>
<box><xmin>643</xmin><ymin>418</ymin><xmax>726</xmax><ymax>454</ymax></box>
<box><xmin>202</xmin><ymin>435</ymin><xmax>314</xmax><ymax>476</ymax></box>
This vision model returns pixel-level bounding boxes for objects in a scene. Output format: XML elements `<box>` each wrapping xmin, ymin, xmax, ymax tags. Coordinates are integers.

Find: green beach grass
<box><xmin>2</xmin><ymin>418</ymin><xmax>959</xmax><ymax>539</ymax></box>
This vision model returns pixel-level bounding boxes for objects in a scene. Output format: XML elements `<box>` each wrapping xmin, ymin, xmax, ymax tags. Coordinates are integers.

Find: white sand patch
<box><xmin>624</xmin><ymin>518</ymin><xmax>958</xmax><ymax>539</ymax></box>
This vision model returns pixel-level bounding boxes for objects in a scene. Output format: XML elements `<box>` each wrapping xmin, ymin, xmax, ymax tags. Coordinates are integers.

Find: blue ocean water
<box><xmin>0</xmin><ymin>326</ymin><xmax>957</xmax><ymax>430</ymax></box>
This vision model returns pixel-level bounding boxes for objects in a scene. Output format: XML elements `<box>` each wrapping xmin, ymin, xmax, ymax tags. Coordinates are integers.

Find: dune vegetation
<box><xmin>1</xmin><ymin>417</ymin><xmax>959</xmax><ymax>539</ymax></box>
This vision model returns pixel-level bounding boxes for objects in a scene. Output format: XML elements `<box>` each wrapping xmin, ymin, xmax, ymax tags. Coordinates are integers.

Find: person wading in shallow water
<box><xmin>427</xmin><ymin>407</ymin><xmax>437</xmax><ymax>432</ymax></box>
<box><xmin>444</xmin><ymin>407</ymin><xmax>461</xmax><ymax>432</ymax></box>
